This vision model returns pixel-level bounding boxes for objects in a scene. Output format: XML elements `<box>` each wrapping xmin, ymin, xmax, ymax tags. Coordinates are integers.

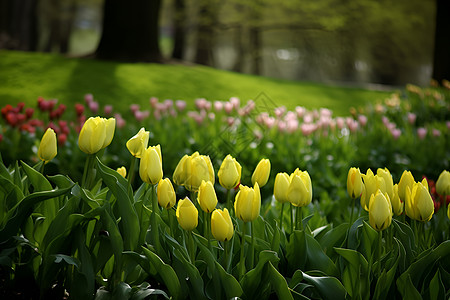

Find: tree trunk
<box><xmin>171</xmin><ymin>0</ymin><xmax>185</xmax><ymax>60</ymax></box>
<box><xmin>232</xmin><ymin>26</ymin><xmax>244</xmax><ymax>72</ymax></box>
<box><xmin>194</xmin><ymin>1</ymin><xmax>215</xmax><ymax>66</ymax></box>
<box><xmin>249</xmin><ymin>26</ymin><xmax>261</xmax><ymax>75</ymax></box>
<box><xmin>432</xmin><ymin>0</ymin><xmax>450</xmax><ymax>82</ymax></box>
<box><xmin>96</xmin><ymin>0</ymin><xmax>163</xmax><ymax>62</ymax></box>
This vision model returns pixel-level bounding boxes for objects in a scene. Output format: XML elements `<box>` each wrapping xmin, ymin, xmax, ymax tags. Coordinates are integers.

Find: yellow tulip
<box><xmin>173</xmin><ymin>152</ymin><xmax>215</xmax><ymax>192</ymax></box>
<box><xmin>436</xmin><ymin>170</ymin><xmax>450</xmax><ymax>196</ymax></box>
<box><xmin>251</xmin><ymin>158</ymin><xmax>271</xmax><ymax>187</ymax></box>
<box><xmin>234</xmin><ymin>183</ymin><xmax>261</xmax><ymax>222</ymax></box>
<box><xmin>78</xmin><ymin>116</ymin><xmax>116</xmax><ymax>154</ymax></box>
<box><xmin>391</xmin><ymin>184</ymin><xmax>403</xmax><ymax>216</ymax></box>
<box><xmin>368</xmin><ymin>190</ymin><xmax>392</xmax><ymax>231</ymax></box>
<box><xmin>126</xmin><ymin>127</ymin><xmax>149</xmax><ymax>158</ymax></box>
<box><xmin>198</xmin><ymin>180</ymin><xmax>218</xmax><ymax>213</ymax></box>
<box><xmin>405</xmin><ymin>179</ymin><xmax>434</xmax><ymax>222</ymax></box>
<box><xmin>116</xmin><ymin>166</ymin><xmax>127</xmax><ymax>178</ymax></box>
<box><xmin>377</xmin><ymin>168</ymin><xmax>394</xmax><ymax>201</ymax></box>
<box><xmin>360</xmin><ymin>169</ymin><xmax>378</xmax><ymax>211</ymax></box>
<box><xmin>287</xmin><ymin>169</ymin><xmax>312</xmax><ymax>207</ymax></box>
<box><xmin>398</xmin><ymin>170</ymin><xmax>415</xmax><ymax>202</ymax></box>
<box><xmin>211</xmin><ymin>208</ymin><xmax>234</xmax><ymax>242</ymax></box>
<box><xmin>274</xmin><ymin>172</ymin><xmax>290</xmax><ymax>203</ymax></box>
<box><xmin>176</xmin><ymin>197</ymin><xmax>198</xmax><ymax>231</ymax></box>
<box><xmin>139</xmin><ymin>145</ymin><xmax>163</xmax><ymax>185</ymax></box>
<box><xmin>157</xmin><ymin>178</ymin><xmax>176</xmax><ymax>209</ymax></box>
<box><xmin>347</xmin><ymin>167</ymin><xmax>363</xmax><ymax>199</ymax></box>
<box><xmin>38</xmin><ymin>128</ymin><xmax>57</xmax><ymax>163</ymax></box>
<box><xmin>218</xmin><ymin>154</ymin><xmax>241</xmax><ymax>190</ymax></box>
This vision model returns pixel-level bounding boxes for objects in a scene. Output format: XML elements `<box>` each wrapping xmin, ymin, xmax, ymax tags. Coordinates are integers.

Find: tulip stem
<box><xmin>39</xmin><ymin>161</ymin><xmax>45</xmax><ymax>175</ymax></box>
<box><xmin>127</xmin><ymin>155</ymin><xmax>136</xmax><ymax>191</ymax></box>
<box><xmin>349</xmin><ymin>198</ymin><xmax>355</xmax><ymax>228</ymax></box>
<box><xmin>187</xmin><ymin>230</ymin><xmax>195</xmax><ymax>263</ymax></box>
<box><xmin>205</xmin><ymin>212</ymin><xmax>212</xmax><ymax>251</ymax></box>
<box><xmin>81</xmin><ymin>154</ymin><xmax>96</xmax><ymax>189</ymax></box>
<box><xmin>223</xmin><ymin>240</ymin><xmax>229</xmax><ymax>272</ymax></box>
<box><xmin>377</xmin><ymin>230</ymin><xmax>382</xmax><ymax>277</ymax></box>
<box><xmin>250</xmin><ymin>221</ymin><xmax>255</xmax><ymax>269</ymax></box>
<box><xmin>296</xmin><ymin>206</ymin><xmax>303</xmax><ymax>231</ymax></box>
<box><xmin>150</xmin><ymin>184</ymin><xmax>161</xmax><ymax>254</ymax></box>
<box><xmin>290</xmin><ymin>205</ymin><xmax>294</xmax><ymax>233</ymax></box>
<box><xmin>239</xmin><ymin>222</ymin><xmax>246</xmax><ymax>280</ymax></box>
<box><xmin>226</xmin><ymin>189</ymin><xmax>232</xmax><ymax>215</ymax></box>
<box><xmin>279</xmin><ymin>203</ymin><xmax>284</xmax><ymax>231</ymax></box>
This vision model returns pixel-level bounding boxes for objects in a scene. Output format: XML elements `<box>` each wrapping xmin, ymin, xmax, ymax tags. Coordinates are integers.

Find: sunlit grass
<box><xmin>0</xmin><ymin>50</ymin><xmax>393</xmax><ymax>115</ymax></box>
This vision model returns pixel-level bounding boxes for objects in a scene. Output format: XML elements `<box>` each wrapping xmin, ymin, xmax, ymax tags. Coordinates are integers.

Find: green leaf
<box><xmin>302</xmin><ymin>271</ymin><xmax>347</xmax><ymax>300</ymax></box>
<box><xmin>373</xmin><ymin>239</ymin><xmax>400</xmax><ymax>300</ymax></box>
<box><xmin>0</xmin><ymin>185</ymin><xmax>73</xmax><ymax>243</ymax></box>
<box><xmin>112</xmin><ymin>282</ymin><xmax>132</xmax><ymax>300</ymax></box>
<box><xmin>96</xmin><ymin>158</ymin><xmax>139</xmax><ymax>251</ymax></box>
<box><xmin>334</xmin><ymin>247</ymin><xmax>369</xmax><ymax>298</ymax></box>
<box><xmin>347</xmin><ymin>216</ymin><xmax>365</xmax><ymax>250</ymax></box>
<box><xmin>215</xmin><ymin>261</ymin><xmax>244</xmax><ymax>299</ymax></box>
<box><xmin>429</xmin><ymin>270</ymin><xmax>445</xmax><ymax>300</ymax></box>
<box><xmin>267</xmin><ymin>262</ymin><xmax>294</xmax><ymax>300</ymax></box>
<box><xmin>392</xmin><ymin>219</ymin><xmax>416</xmax><ymax>265</ymax></box>
<box><xmin>48</xmin><ymin>174</ymin><xmax>75</xmax><ymax>190</ymax></box>
<box><xmin>0</xmin><ymin>176</ymin><xmax>24</xmax><ymax>226</ymax></box>
<box><xmin>397</xmin><ymin>274</ymin><xmax>422</xmax><ymax>300</ymax></box>
<box><xmin>130</xmin><ymin>282</ymin><xmax>169</xmax><ymax>300</ymax></box>
<box><xmin>305</xmin><ymin>234</ymin><xmax>339</xmax><ymax>277</ymax></box>
<box><xmin>286</xmin><ymin>230</ymin><xmax>307</xmax><ymax>273</ymax></box>
<box><xmin>141</xmin><ymin>247</ymin><xmax>182</xmax><ymax>300</ymax></box>
<box><xmin>318</xmin><ymin>223</ymin><xmax>347</xmax><ymax>257</ymax></box>
<box><xmin>360</xmin><ymin>221</ymin><xmax>378</xmax><ymax>263</ymax></box>
<box><xmin>21</xmin><ymin>160</ymin><xmax>52</xmax><ymax>191</ymax></box>
<box><xmin>172</xmin><ymin>248</ymin><xmax>206</xmax><ymax>300</ymax></box>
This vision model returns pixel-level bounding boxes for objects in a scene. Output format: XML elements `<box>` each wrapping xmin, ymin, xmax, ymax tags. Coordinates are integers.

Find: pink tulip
<box><xmin>407</xmin><ymin>113</ymin><xmax>416</xmax><ymax>125</ymax></box>
<box><xmin>417</xmin><ymin>127</ymin><xmax>427</xmax><ymax>139</ymax></box>
<box><xmin>391</xmin><ymin>128</ymin><xmax>401</xmax><ymax>140</ymax></box>
<box><xmin>295</xmin><ymin>106</ymin><xmax>306</xmax><ymax>118</ymax></box>
<box><xmin>358</xmin><ymin>115</ymin><xmax>368</xmax><ymax>127</ymax></box>
<box><xmin>224</xmin><ymin>102</ymin><xmax>234</xmax><ymax>114</ymax></box>
<box><xmin>214</xmin><ymin>101</ymin><xmax>223</xmax><ymax>112</ymax></box>
<box><xmin>175</xmin><ymin>100</ymin><xmax>186</xmax><ymax>111</ymax></box>
<box><xmin>432</xmin><ymin>129</ymin><xmax>441</xmax><ymax>137</ymax></box>
<box><xmin>84</xmin><ymin>93</ymin><xmax>93</xmax><ymax>104</ymax></box>
<box><xmin>149</xmin><ymin>97</ymin><xmax>159</xmax><ymax>108</ymax></box>
<box><xmin>104</xmin><ymin>105</ymin><xmax>113</xmax><ymax>115</ymax></box>
<box><xmin>230</xmin><ymin>97</ymin><xmax>240</xmax><ymax>109</ymax></box>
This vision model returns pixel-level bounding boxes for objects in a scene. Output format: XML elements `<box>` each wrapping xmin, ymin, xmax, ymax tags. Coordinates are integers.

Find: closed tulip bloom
<box><xmin>139</xmin><ymin>145</ymin><xmax>163</xmax><ymax>185</ymax></box>
<box><xmin>173</xmin><ymin>154</ymin><xmax>189</xmax><ymax>186</ymax></box>
<box><xmin>391</xmin><ymin>184</ymin><xmax>403</xmax><ymax>216</ymax></box>
<box><xmin>126</xmin><ymin>127</ymin><xmax>149</xmax><ymax>158</ymax></box>
<box><xmin>347</xmin><ymin>167</ymin><xmax>363</xmax><ymax>199</ymax></box>
<box><xmin>368</xmin><ymin>190</ymin><xmax>392</xmax><ymax>231</ymax></box>
<box><xmin>436</xmin><ymin>170</ymin><xmax>450</xmax><ymax>196</ymax></box>
<box><xmin>78</xmin><ymin>116</ymin><xmax>116</xmax><ymax>154</ymax></box>
<box><xmin>287</xmin><ymin>169</ymin><xmax>312</xmax><ymax>207</ymax></box>
<box><xmin>406</xmin><ymin>179</ymin><xmax>434</xmax><ymax>222</ymax></box>
<box><xmin>198</xmin><ymin>180</ymin><xmax>218</xmax><ymax>213</ymax></box>
<box><xmin>38</xmin><ymin>128</ymin><xmax>57</xmax><ymax>163</ymax></box>
<box><xmin>360</xmin><ymin>169</ymin><xmax>378</xmax><ymax>211</ymax></box>
<box><xmin>176</xmin><ymin>197</ymin><xmax>198</xmax><ymax>231</ymax></box>
<box><xmin>211</xmin><ymin>208</ymin><xmax>234</xmax><ymax>242</ymax></box>
<box><xmin>398</xmin><ymin>170</ymin><xmax>415</xmax><ymax>202</ymax></box>
<box><xmin>117</xmin><ymin>166</ymin><xmax>127</xmax><ymax>178</ymax></box>
<box><xmin>157</xmin><ymin>178</ymin><xmax>176</xmax><ymax>209</ymax></box>
<box><xmin>218</xmin><ymin>154</ymin><xmax>242</xmax><ymax>190</ymax></box>
<box><xmin>251</xmin><ymin>158</ymin><xmax>271</xmax><ymax>187</ymax></box>
<box><xmin>274</xmin><ymin>172</ymin><xmax>290</xmax><ymax>203</ymax></box>
<box><xmin>377</xmin><ymin>168</ymin><xmax>394</xmax><ymax>200</ymax></box>
<box><xmin>234</xmin><ymin>183</ymin><xmax>261</xmax><ymax>222</ymax></box>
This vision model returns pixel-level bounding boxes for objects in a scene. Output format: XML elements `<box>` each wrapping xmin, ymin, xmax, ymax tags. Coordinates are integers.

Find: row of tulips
<box><xmin>2</xmin><ymin>111</ymin><xmax>450</xmax><ymax>299</ymax></box>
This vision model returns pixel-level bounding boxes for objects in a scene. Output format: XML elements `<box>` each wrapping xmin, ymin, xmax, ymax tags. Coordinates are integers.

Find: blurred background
<box><xmin>1</xmin><ymin>0</ymin><xmax>448</xmax><ymax>87</ymax></box>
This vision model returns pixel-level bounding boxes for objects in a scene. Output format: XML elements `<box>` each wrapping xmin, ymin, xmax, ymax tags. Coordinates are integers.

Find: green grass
<box><xmin>0</xmin><ymin>50</ymin><xmax>393</xmax><ymax>116</ymax></box>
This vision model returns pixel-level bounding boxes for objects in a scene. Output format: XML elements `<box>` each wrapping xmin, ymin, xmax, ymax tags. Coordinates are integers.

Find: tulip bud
<box><xmin>436</xmin><ymin>170</ymin><xmax>450</xmax><ymax>196</ymax></box>
<box><xmin>347</xmin><ymin>167</ymin><xmax>363</xmax><ymax>199</ymax></box>
<box><xmin>139</xmin><ymin>145</ymin><xmax>163</xmax><ymax>185</ymax></box>
<box><xmin>377</xmin><ymin>168</ymin><xmax>394</xmax><ymax>201</ymax></box>
<box><xmin>398</xmin><ymin>170</ymin><xmax>415</xmax><ymax>202</ymax></box>
<box><xmin>78</xmin><ymin>116</ymin><xmax>116</xmax><ymax>154</ymax></box>
<box><xmin>391</xmin><ymin>184</ymin><xmax>403</xmax><ymax>216</ymax></box>
<box><xmin>38</xmin><ymin>128</ymin><xmax>57</xmax><ymax>163</ymax></box>
<box><xmin>211</xmin><ymin>208</ymin><xmax>234</xmax><ymax>242</ymax></box>
<box><xmin>173</xmin><ymin>152</ymin><xmax>215</xmax><ymax>192</ymax></box>
<box><xmin>360</xmin><ymin>169</ymin><xmax>378</xmax><ymax>211</ymax></box>
<box><xmin>198</xmin><ymin>180</ymin><xmax>218</xmax><ymax>213</ymax></box>
<box><xmin>274</xmin><ymin>172</ymin><xmax>290</xmax><ymax>203</ymax></box>
<box><xmin>157</xmin><ymin>178</ymin><xmax>176</xmax><ymax>209</ymax></box>
<box><xmin>117</xmin><ymin>166</ymin><xmax>127</xmax><ymax>178</ymax></box>
<box><xmin>126</xmin><ymin>127</ymin><xmax>149</xmax><ymax>158</ymax></box>
<box><xmin>251</xmin><ymin>158</ymin><xmax>271</xmax><ymax>187</ymax></box>
<box><xmin>234</xmin><ymin>183</ymin><xmax>261</xmax><ymax>222</ymax></box>
<box><xmin>405</xmin><ymin>180</ymin><xmax>434</xmax><ymax>222</ymax></box>
<box><xmin>218</xmin><ymin>154</ymin><xmax>242</xmax><ymax>190</ymax></box>
<box><xmin>368</xmin><ymin>190</ymin><xmax>392</xmax><ymax>231</ymax></box>
<box><xmin>287</xmin><ymin>169</ymin><xmax>312</xmax><ymax>207</ymax></box>
<box><xmin>176</xmin><ymin>197</ymin><xmax>198</xmax><ymax>231</ymax></box>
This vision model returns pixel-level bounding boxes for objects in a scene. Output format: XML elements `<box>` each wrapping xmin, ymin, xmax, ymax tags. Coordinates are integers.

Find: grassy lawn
<box><xmin>0</xmin><ymin>50</ymin><xmax>393</xmax><ymax>116</ymax></box>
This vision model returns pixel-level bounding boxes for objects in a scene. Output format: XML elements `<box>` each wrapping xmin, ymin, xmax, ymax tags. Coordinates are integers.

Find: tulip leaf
<box><xmin>317</xmin><ymin>223</ymin><xmax>347</xmax><ymax>257</ymax></box>
<box><xmin>215</xmin><ymin>261</ymin><xmax>244</xmax><ymax>299</ymax></box>
<box><xmin>286</xmin><ymin>230</ymin><xmax>307</xmax><ymax>273</ymax></box>
<box><xmin>172</xmin><ymin>248</ymin><xmax>206</xmax><ymax>300</ymax></box>
<box><xmin>302</xmin><ymin>271</ymin><xmax>347</xmax><ymax>300</ymax></box>
<box><xmin>0</xmin><ymin>176</ymin><xmax>24</xmax><ymax>226</ymax></box>
<box><xmin>392</xmin><ymin>219</ymin><xmax>416</xmax><ymax>265</ymax></box>
<box><xmin>397</xmin><ymin>240</ymin><xmax>450</xmax><ymax>295</ymax></box>
<box><xmin>130</xmin><ymin>282</ymin><xmax>169</xmax><ymax>300</ymax></box>
<box><xmin>305</xmin><ymin>234</ymin><xmax>339</xmax><ymax>277</ymax></box>
<box><xmin>96</xmin><ymin>158</ymin><xmax>139</xmax><ymax>251</ymax></box>
<box><xmin>70</xmin><ymin>228</ymin><xmax>95</xmax><ymax>300</ymax></box>
<box><xmin>428</xmin><ymin>270</ymin><xmax>445</xmax><ymax>300</ymax></box>
<box><xmin>360</xmin><ymin>221</ymin><xmax>378</xmax><ymax>263</ymax></box>
<box><xmin>346</xmin><ymin>216</ymin><xmax>366</xmax><ymax>250</ymax></box>
<box><xmin>0</xmin><ymin>185</ymin><xmax>73</xmax><ymax>243</ymax></box>
<box><xmin>397</xmin><ymin>274</ymin><xmax>422</xmax><ymax>300</ymax></box>
<box><xmin>267</xmin><ymin>262</ymin><xmax>294</xmax><ymax>300</ymax></box>
<box><xmin>48</xmin><ymin>174</ymin><xmax>75</xmax><ymax>189</ymax></box>
<box><xmin>21</xmin><ymin>160</ymin><xmax>52</xmax><ymax>191</ymax></box>
<box><xmin>141</xmin><ymin>246</ymin><xmax>182</xmax><ymax>300</ymax></box>
<box><xmin>334</xmin><ymin>247</ymin><xmax>369</xmax><ymax>298</ymax></box>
